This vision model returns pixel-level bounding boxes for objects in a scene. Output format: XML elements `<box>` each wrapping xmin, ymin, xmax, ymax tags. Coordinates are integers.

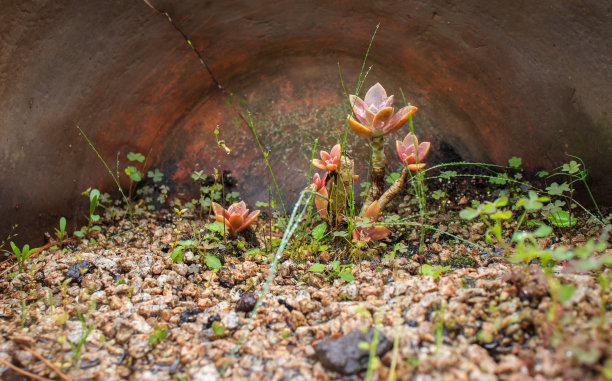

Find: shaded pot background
<box><xmin>1</xmin><ymin>0</ymin><xmax>610</xmax><ymax>246</ymax></box>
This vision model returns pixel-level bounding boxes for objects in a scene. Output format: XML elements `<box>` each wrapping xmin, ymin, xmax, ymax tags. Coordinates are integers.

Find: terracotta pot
<box><xmin>1</xmin><ymin>0</ymin><xmax>610</xmax><ymax>245</ymax></box>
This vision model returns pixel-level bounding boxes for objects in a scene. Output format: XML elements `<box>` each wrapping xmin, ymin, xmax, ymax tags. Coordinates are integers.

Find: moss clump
<box><xmin>442</xmin><ymin>254</ymin><xmax>478</xmax><ymax>269</ymax></box>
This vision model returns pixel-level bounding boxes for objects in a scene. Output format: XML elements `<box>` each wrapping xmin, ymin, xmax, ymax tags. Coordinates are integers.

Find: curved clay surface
<box><xmin>1</xmin><ymin>0</ymin><xmax>611</xmax><ymax>245</ymax></box>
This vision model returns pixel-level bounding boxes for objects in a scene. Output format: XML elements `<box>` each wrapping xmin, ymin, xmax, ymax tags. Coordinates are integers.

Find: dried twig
<box><xmin>20</xmin><ymin>345</ymin><xmax>70</xmax><ymax>381</ymax></box>
<box><xmin>0</xmin><ymin>358</ymin><xmax>54</xmax><ymax>381</ymax></box>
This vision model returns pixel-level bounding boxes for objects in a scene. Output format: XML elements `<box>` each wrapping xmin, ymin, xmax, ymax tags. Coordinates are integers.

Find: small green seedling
<box><xmin>211</xmin><ymin>321</ymin><xmax>226</xmax><ymax>336</ymax></box>
<box><xmin>125</xmin><ymin>152</ymin><xmax>144</xmax><ymax>181</ymax></box>
<box><xmin>54</xmin><ymin>217</ymin><xmax>67</xmax><ymax>249</ymax></box>
<box><xmin>433</xmin><ymin>300</ymin><xmax>447</xmax><ymax>352</ymax></box>
<box><xmin>74</xmin><ymin>188</ymin><xmax>102</xmax><ymax>239</ymax></box>
<box><xmin>308</xmin><ymin>260</ymin><xmax>355</xmax><ymax>282</ymax></box>
<box><xmin>418</xmin><ymin>263</ymin><xmax>450</xmax><ymax>279</ymax></box>
<box><xmin>169</xmin><ymin>240</ymin><xmax>194</xmax><ymax>263</ymax></box>
<box><xmin>205</xmin><ymin>253</ymin><xmax>222</xmax><ymax>270</ymax></box>
<box><xmin>149</xmin><ymin>325</ymin><xmax>169</xmax><ymax>345</ymax></box>
<box><xmin>147</xmin><ymin>168</ymin><xmax>164</xmax><ymax>183</ymax></box>
<box><xmin>69</xmin><ymin>308</ymin><xmax>94</xmax><ymax>369</ymax></box>
<box><xmin>10</xmin><ymin>241</ymin><xmax>36</xmax><ymax>274</ymax></box>
<box><xmin>508</xmin><ymin>156</ymin><xmax>522</xmax><ymax>169</ymax></box>
<box><xmin>460</xmin><ymin>196</ymin><xmax>513</xmax><ymax>256</ymax></box>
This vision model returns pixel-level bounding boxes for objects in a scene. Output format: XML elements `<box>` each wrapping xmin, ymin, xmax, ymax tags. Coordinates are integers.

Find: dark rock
<box><xmin>236</xmin><ymin>293</ymin><xmax>257</xmax><ymax>313</ymax></box>
<box><xmin>278</xmin><ymin>299</ymin><xmax>296</xmax><ymax>312</ymax></box>
<box><xmin>237</xmin><ymin>226</ymin><xmax>259</xmax><ymax>248</ymax></box>
<box><xmin>205</xmin><ymin>314</ymin><xmax>221</xmax><ymax>329</ymax></box>
<box><xmin>179</xmin><ymin>307</ymin><xmax>200</xmax><ymax>325</ymax></box>
<box><xmin>313</xmin><ymin>328</ymin><xmax>393</xmax><ymax>375</ymax></box>
<box><xmin>218</xmin><ymin>276</ymin><xmax>234</xmax><ymax>289</ymax></box>
<box><xmin>65</xmin><ymin>260</ymin><xmax>94</xmax><ymax>284</ymax></box>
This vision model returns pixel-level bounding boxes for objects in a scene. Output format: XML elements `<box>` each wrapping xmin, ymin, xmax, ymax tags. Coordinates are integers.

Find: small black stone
<box><xmin>278</xmin><ymin>299</ymin><xmax>296</xmax><ymax>312</ymax></box>
<box><xmin>179</xmin><ymin>307</ymin><xmax>201</xmax><ymax>325</ymax></box>
<box><xmin>65</xmin><ymin>260</ymin><xmax>94</xmax><ymax>284</ymax></box>
<box><xmin>205</xmin><ymin>314</ymin><xmax>221</xmax><ymax>329</ymax></box>
<box><xmin>313</xmin><ymin>328</ymin><xmax>392</xmax><ymax>375</ymax></box>
<box><xmin>218</xmin><ymin>276</ymin><xmax>234</xmax><ymax>288</ymax></box>
<box><xmin>236</xmin><ymin>293</ymin><xmax>257</xmax><ymax>313</ymax></box>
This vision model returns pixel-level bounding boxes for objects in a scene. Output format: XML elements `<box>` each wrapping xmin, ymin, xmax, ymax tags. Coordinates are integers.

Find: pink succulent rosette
<box><xmin>312</xmin><ymin>144</ymin><xmax>341</xmax><ymax>172</ymax></box>
<box><xmin>347</xmin><ymin>83</ymin><xmax>418</xmax><ymax>138</ymax></box>
<box><xmin>308</xmin><ymin>173</ymin><xmax>327</xmax><ymax>192</ymax></box>
<box><xmin>352</xmin><ymin>201</ymin><xmax>391</xmax><ymax>242</ymax></box>
<box><xmin>211</xmin><ymin>201</ymin><xmax>260</xmax><ymax>234</ymax></box>
<box><xmin>396</xmin><ymin>133</ymin><xmax>430</xmax><ymax>171</ymax></box>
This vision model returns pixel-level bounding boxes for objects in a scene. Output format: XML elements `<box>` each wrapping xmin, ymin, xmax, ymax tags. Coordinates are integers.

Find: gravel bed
<box><xmin>0</xmin><ymin>209</ymin><xmax>610</xmax><ymax>380</ymax></box>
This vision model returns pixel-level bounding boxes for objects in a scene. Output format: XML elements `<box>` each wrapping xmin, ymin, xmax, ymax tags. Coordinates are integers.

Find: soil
<box><xmin>0</xmin><ymin>174</ymin><xmax>610</xmax><ymax>380</ymax></box>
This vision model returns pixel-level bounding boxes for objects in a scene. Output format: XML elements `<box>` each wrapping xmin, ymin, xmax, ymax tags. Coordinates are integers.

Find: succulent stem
<box><xmin>328</xmin><ymin>156</ymin><xmax>355</xmax><ymax>225</ymax></box>
<box><xmin>361</xmin><ymin>136</ymin><xmax>385</xmax><ymax>214</ymax></box>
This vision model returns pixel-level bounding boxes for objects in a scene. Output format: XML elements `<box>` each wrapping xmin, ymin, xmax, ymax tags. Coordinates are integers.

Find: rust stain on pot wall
<box><xmin>1</xmin><ymin>0</ymin><xmax>610</xmax><ymax>245</ymax></box>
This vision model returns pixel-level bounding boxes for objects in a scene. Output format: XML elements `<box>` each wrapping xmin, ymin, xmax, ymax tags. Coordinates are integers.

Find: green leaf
<box><xmin>339</xmin><ymin>270</ymin><xmax>355</xmax><ymax>282</ymax></box>
<box><xmin>245</xmin><ymin>248</ymin><xmax>264</xmax><ymax>257</ymax></box>
<box><xmin>439</xmin><ymin>170</ymin><xmax>457</xmax><ymax>179</ymax></box>
<box><xmin>533</xmin><ymin>224</ymin><xmax>553</xmax><ymax>237</ymax></box>
<box><xmin>357</xmin><ymin>341</ymin><xmax>370</xmax><ymax>350</ymax></box>
<box><xmin>191</xmin><ymin>170</ymin><xmax>206</xmax><ymax>181</ymax></box>
<box><xmin>21</xmin><ymin>245</ymin><xmax>31</xmax><ymax>259</ymax></box>
<box><xmin>491</xmin><ymin>210</ymin><xmax>512</xmax><ymax>220</ymax></box>
<box><xmin>211</xmin><ymin>321</ymin><xmax>225</xmax><ymax>336</ymax></box>
<box><xmin>10</xmin><ymin>241</ymin><xmax>19</xmax><ymax>257</ymax></box>
<box><xmin>386</xmin><ymin>172</ymin><xmax>401</xmax><ymax>184</ymax></box>
<box><xmin>206</xmin><ymin>221</ymin><xmax>227</xmax><ymax>234</ymax></box>
<box><xmin>205</xmin><ymin>254</ymin><xmax>222</xmax><ymax>270</ymax></box>
<box><xmin>329</xmin><ymin>261</ymin><xmax>340</xmax><ymax>271</ymax></box>
<box><xmin>459</xmin><ymin>208</ymin><xmax>481</xmax><ymax>220</ymax></box>
<box><xmin>147</xmin><ymin>169</ymin><xmax>164</xmax><ymax>182</ymax></box>
<box><xmin>59</xmin><ymin>217</ymin><xmax>66</xmax><ymax>232</ymax></box>
<box><xmin>493</xmin><ymin>196</ymin><xmax>508</xmax><ymax>208</ymax></box>
<box><xmin>508</xmin><ymin>156</ymin><xmax>522</xmax><ymax>168</ymax></box>
<box><xmin>431</xmin><ymin>190</ymin><xmax>447</xmax><ymax>200</ymax></box>
<box><xmin>308</xmin><ymin>263</ymin><xmax>326</xmax><ymax>272</ymax></box>
<box><xmin>548</xmin><ymin>211</ymin><xmax>577</xmax><ymax>227</ymax></box>
<box><xmin>125</xmin><ymin>166</ymin><xmax>142</xmax><ymax>182</ymax></box>
<box><xmin>127</xmin><ymin>152</ymin><xmax>145</xmax><ymax>162</ymax></box>
<box><xmin>546</xmin><ymin>182</ymin><xmax>570</xmax><ymax>196</ymax></box>
<box><xmin>561</xmin><ymin>160</ymin><xmax>580</xmax><ymax>174</ymax></box>
<box><xmin>490</xmin><ymin>172</ymin><xmax>509</xmax><ymax>185</ymax></box>
<box><xmin>517</xmin><ymin>191</ymin><xmax>548</xmax><ymax>211</ymax></box>
<box><xmin>419</xmin><ymin>264</ymin><xmax>435</xmax><ymax>277</ymax></box>
<box><xmin>89</xmin><ymin>188</ymin><xmax>100</xmax><ymax>203</ymax></box>
<box><xmin>311</xmin><ymin>223</ymin><xmax>327</xmax><ymax>240</ymax></box>
<box><xmin>169</xmin><ymin>247</ymin><xmax>184</xmax><ymax>263</ymax></box>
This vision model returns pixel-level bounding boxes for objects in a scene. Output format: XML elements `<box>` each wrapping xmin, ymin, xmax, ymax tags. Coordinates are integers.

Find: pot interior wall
<box><xmin>1</xmin><ymin>0</ymin><xmax>610</xmax><ymax>245</ymax></box>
